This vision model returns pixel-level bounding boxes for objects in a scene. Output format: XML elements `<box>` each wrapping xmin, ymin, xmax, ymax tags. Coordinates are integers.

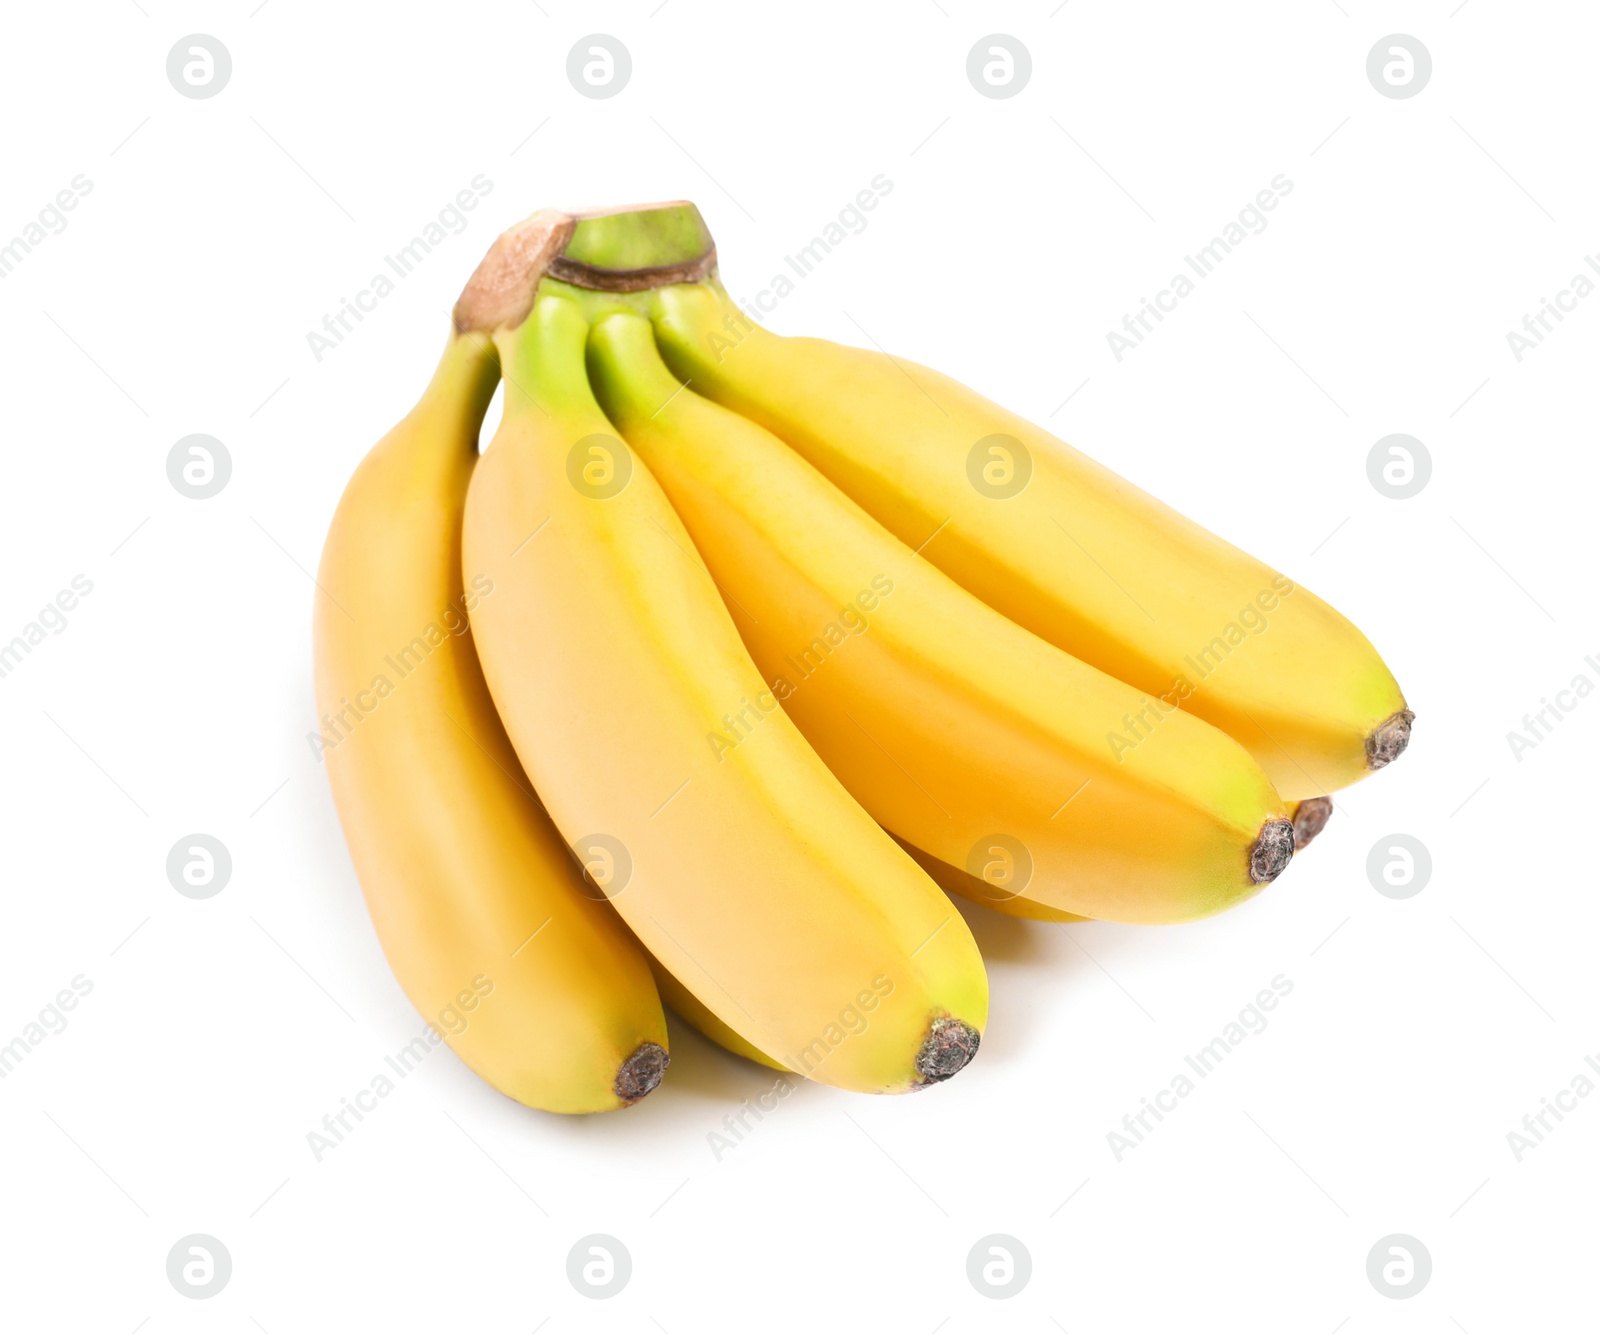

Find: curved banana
<box><xmin>650</xmin><ymin>962</ymin><xmax>788</xmax><ymax>1072</ymax></box>
<box><xmin>894</xmin><ymin>837</ymin><xmax>1088</xmax><ymax>924</ymax></box>
<box><xmin>314</xmin><ymin>328</ymin><xmax>669</xmax><ymax>1114</ymax></box>
<box><xmin>651</xmin><ymin>280</ymin><xmax>1412</xmax><ymax>800</ymax></box>
<box><xmin>586</xmin><ymin>311</ymin><xmax>1294</xmax><ymax>924</ymax></box>
<box><xmin>458</xmin><ymin>211</ymin><xmax>987</xmax><ymax>1094</ymax></box>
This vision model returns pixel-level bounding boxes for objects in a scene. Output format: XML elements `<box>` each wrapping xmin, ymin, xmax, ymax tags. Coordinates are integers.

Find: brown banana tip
<box><xmin>913</xmin><ymin>1017</ymin><xmax>981</xmax><ymax>1086</ymax></box>
<box><xmin>1291</xmin><ymin>796</ymin><xmax>1334</xmax><ymax>850</ymax></box>
<box><xmin>614</xmin><ymin>1042</ymin><xmax>670</xmax><ymax>1105</ymax></box>
<box><xmin>1365</xmin><ymin>709</ymin><xmax>1416</xmax><ymax>770</ymax></box>
<box><xmin>453</xmin><ymin>208</ymin><xmax>576</xmax><ymax>335</ymax></box>
<box><xmin>1249</xmin><ymin>819</ymin><xmax>1296</xmax><ymax>885</ymax></box>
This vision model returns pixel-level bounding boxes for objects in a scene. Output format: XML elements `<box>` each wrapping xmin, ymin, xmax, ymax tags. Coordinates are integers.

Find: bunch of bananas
<box><xmin>314</xmin><ymin>201</ymin><xmax>1412</xmax><ymax>1113</ymax></box>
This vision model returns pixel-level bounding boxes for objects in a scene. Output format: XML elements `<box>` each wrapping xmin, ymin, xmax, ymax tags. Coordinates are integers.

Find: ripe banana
<box><xmin>650</xmin><ymin>962</ymin><xmax>788</xmax><ymax>1072</ymax></box>
<box><xmin>650</xmin><ymin>280</ymin><xmax>1412</xmax><ymax>801</ymax></box>
<box><xmin>895</xmin><ymin>837</ymin><xmax>1088</xmax><ymax>923</ymax></box>
<box><xmin>314</xmin><ymin>328</ymin><xmax>669</xmax><ymax>1114</ymax></box>
<box><xmin>585</xmin><ymin>311</ymin><xmax>1294</xmax><ymax>924</ymax></box>
<box><xmin>458</xmin><ymin>208</ymin><xmax>988</xmax><ymax>1094</ymax></box>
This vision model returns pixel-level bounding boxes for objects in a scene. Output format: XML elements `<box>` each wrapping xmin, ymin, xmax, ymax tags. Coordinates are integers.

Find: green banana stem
<box><xmin>586</xmin><ymin>311</ymin><xmax>684</xmax><ymax>424</ymax></box>
<box><xmin>455</xmin><ymin>201</ymin><xmax>718</xmax><ymax>338</ymax></box>
<box><xmin>455</xmin><ymin>201</ymin><xmax>722</xmax><ymax>435</ymax></box>
<box><xmin>560</xmin><ymin>203</ymin><xmax>713</xmax><ymax>276</ymax></box>
<box><xmin>548</xmin><ymin>203</ymin><xmax>719</xmax><ymax>324</ymax></box>
<box><xmin>494</xmin><ymin>295</ymin><xmax>601</xmax><ymax>422</ymax></box>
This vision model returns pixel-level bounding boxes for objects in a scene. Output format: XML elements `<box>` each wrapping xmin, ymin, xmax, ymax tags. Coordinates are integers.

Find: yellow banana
<box><xmin>895</xmin><ymin>837</ymin><xmax>1088</xmax><ymax>923</ymax></box>
<box><xmin>458</xmin><ymin>208</ymin><xmax>988</xmax><ymax>1094</ymax></box>
<box><xmin>586</xmin><ymin>311</ymin><xmax>1294</xmax><ymax>924</ymax></box>
<box><xmin>650</xmin><ymin>962</ymin><xmax>788</xmax><ymax>1072</ymax></box>
<box><xmin>314</xmin><ymin>328</ymin><xmax>669</xmax><ymax>1115</ymax></box>
<box><xmin>651</xmin><ymin>280</ymin><xmax>1413</xmax><ymax>801</ymax></box>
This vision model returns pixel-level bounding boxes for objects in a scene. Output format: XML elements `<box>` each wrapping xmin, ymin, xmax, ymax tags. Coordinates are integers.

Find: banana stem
<box><xmin>555</xmin><ymin>202</ymin><xmax>715</xmax><ymax>288</ymax></box>
<box><xmin>494</xmin><ymin>296</ymin><xmax>604</xmax><ymax>422</ymax></box>
<box><xmin>586</xmin><ymin>311</ymin><xmax>684</xmax><ymax>426</ymax></box>
<box><xmin>422</xmin><ymin>329</ymin><xmax>500</xmax><ymax>427</ymax></box>
<box><xmin>455</xmin><ymin>202</ymin><xmax>717</xmax><ymax>337</ymax></box>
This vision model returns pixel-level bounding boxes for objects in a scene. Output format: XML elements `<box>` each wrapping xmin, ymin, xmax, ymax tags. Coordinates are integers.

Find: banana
<box><xmin>650</xmin><ymin>962</ymin><xmax>788</xmax><ymax>1072</ymax></box>
<box><xmin>895</xmin><ymin>837</ymin><xmax>1089</xmax><ymax>924</ymax></box>
<box><xmin>650</xmin><ymin>279</ymin><xmax>1412</xmax><ymax>801</ymax></box>
<box><xmin>585</xmin><ymin>310</ymin><xmax>1294</xmax><ymax>924</ymax></box>
<box><xmin>458</xmin><ymin>207</ymin><xmax>988</xmax><ymax>1094</ymax></box>
<box><xmin>314</xmin><ymin>328</ymin><xmax>669</xmax><ymax>1114</ymax></box>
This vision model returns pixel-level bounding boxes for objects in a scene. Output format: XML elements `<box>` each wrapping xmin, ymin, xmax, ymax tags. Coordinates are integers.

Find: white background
<box><xmin>1</xmin><ymin>1</ymin><xmax>1593</xmax><ymax>1329</ymax></box>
